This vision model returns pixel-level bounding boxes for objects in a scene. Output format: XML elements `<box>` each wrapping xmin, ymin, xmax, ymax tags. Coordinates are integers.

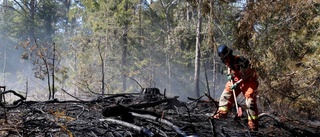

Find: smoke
<box><xmin>128</xmin><ymin>60</ymin><xmax>226</xmax><ymax>102</ymax></box>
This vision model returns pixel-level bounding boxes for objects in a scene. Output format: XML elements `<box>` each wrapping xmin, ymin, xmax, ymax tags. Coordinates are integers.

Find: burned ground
<box><xmin>0</xmin><ymin>89</ymin><xmax>319</xmax><ymax>137</ymax></box>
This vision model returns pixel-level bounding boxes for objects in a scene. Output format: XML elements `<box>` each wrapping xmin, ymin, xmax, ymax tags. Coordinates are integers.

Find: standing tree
<box><xmin>21</xmin><ymin>40</ymin><xmax>60</xmax><ymax>100</ymax></box>
<box><xmin>194</xmin><ymin>0</ymin><xmax>202</xmax><ymax>97</ymax></box>
<box><xmin>0</xmin><ymin>0</ymin><xmax>69</xmax><ymax>100</ymax></box>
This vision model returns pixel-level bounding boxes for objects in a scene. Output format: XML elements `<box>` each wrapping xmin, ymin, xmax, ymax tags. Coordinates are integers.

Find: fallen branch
<box><xmin>100</xmin><ymin>118</ymin><xmax>154</xmax><ymax>137</ymax></box>
<box><xmin>0</xmin><ymin>90</ymin><xmax>26</xmax><ymax>109</ymax></box>
<box><xmin>130</xmin><ymin>112</ymin><xmax>190</xmax><ymax>137</ymax></box>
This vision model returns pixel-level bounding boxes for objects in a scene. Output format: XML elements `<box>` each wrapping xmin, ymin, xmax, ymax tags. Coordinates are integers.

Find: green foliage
<box><xmin>114</xmin><ymin>0</ymin><xmax>134</xmax><ymax>26</ymax></box>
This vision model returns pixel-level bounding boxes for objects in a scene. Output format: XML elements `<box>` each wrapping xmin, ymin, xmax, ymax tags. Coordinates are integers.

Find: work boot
<box><xmin>212</xmin><ymin>110</ymin><xmax>227</xmax><ymax>119</ymax></box>
<box><xmin>248</xmin><ymin>120</ymin><xmax>259</xmax><ymax>131</ymax></box>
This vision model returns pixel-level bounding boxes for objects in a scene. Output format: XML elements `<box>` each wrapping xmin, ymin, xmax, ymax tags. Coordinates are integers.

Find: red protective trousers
<box><xmin>217</xmin><ymin>78</ymin><xmax>259</xmax><ymax>129</ymax></box>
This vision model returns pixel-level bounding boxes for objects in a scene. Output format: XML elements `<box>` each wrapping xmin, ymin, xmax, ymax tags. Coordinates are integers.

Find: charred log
<box><xmin>0</xmin><ymin>90</ymin><xmax>26</xmax><ymax>109</ymax></box>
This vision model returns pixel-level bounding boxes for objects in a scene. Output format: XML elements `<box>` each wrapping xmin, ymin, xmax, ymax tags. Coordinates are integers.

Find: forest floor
<box><xmin>0</xmin><ymin>89</ymin><xmax>320</xmax><ymax>137</ymax></box>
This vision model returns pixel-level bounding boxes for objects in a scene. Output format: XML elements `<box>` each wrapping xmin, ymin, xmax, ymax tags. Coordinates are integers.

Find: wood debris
<box><xmin>0</xmin><ymin>88</ymin><xmax>319</xmax><ymax>137</ymax></box>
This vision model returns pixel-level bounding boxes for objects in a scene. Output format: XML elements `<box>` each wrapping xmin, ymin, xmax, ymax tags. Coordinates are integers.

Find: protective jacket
<box><xmin>223</xmin><ymin>55</ymin><xmax>258</xmax><ymax>83</ymax></box>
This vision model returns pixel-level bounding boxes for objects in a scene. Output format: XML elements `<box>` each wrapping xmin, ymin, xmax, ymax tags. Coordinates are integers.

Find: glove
<box><xmin>230</xmin><ymin>80</ymin><xmax>242</xmax><ymax>90</ymax></box>
<box><xmin>231</xmin><ymin>83</ymin><xmax>238</xmax><ymax>90</ymax></box>
<box><xmin>227</xmin><ymin>74</ymin><xmax>234</xmax><ymax>81</ymax></box>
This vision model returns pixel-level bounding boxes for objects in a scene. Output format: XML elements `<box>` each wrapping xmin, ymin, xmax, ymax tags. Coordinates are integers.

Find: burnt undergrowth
<box><xmin>0</xmin><ymin>88</ymin><xmax>319</xmax><ymax>137</ymax></box>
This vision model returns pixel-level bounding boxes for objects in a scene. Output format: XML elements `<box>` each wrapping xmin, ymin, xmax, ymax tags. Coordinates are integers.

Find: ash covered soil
<box><xmin>1</xmin><ymin>89</ymin><xmax>319</xmax><ymax>137</ymax></box>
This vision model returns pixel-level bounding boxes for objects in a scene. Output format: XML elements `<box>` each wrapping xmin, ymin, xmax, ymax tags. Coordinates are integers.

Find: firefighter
<box><xmin>213</xmin><ymin>45</ymin><xmax>259</xmax><ymax>131</ymax></box>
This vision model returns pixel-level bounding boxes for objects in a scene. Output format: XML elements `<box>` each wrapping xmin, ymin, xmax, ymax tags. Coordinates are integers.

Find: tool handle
<box><xmin>231</xmin><ymin>78</ymin><xmax>242</xmax><ymax>114</ymax></box>
<box><xmin>228</xmin><ymin>68</ymin><xmax>243</xmax><ymax>117</ymax></box>
<box><xmin>231</xmin><ymin>83</ymin><xmax>239</xmax><ymax>114</ymax></box>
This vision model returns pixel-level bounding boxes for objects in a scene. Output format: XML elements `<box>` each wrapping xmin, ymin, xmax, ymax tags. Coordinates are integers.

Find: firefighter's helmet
<box><xmin>217</xmin><ymin>45</ymin><xmax>232</xmax><ymax>58</ymax></box>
